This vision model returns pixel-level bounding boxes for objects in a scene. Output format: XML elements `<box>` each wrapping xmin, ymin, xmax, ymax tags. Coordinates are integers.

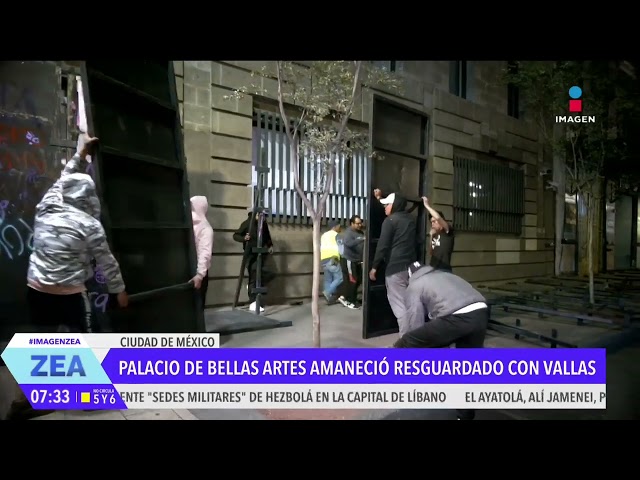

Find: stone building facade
<box><xmin>173</xmin><ymin>60</ymin><xmax>555</xmax><ymax>307</ymax></box>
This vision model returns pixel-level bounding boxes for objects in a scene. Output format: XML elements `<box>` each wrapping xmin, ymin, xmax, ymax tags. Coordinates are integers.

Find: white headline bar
<box><xmin>114</xmin><ymin>384</ymin><xmax>607</xmax><ymax>410</ymax></box>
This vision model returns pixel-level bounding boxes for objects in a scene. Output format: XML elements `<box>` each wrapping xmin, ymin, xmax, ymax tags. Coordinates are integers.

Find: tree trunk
<box><xmin>587</xmin><ymin>193</ymin><xmax>595</xmax><ymax>305</ymax></box>
<box><xmin>311</xmin><ymin>217</ymin><xmax>322</xmax><ymax>347</ymax></box>
<box><xmin>577</xmin><ymin>192</ymin><xmax>590</xmax><ymax>277</ymax></box>
<box><xmin>552</xmin><ymin>125</ymin><xmax>566</xmax><ymax>276</ymax></box>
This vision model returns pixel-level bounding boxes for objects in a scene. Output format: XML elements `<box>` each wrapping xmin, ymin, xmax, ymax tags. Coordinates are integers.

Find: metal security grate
<box><xmin>453</xmin><ymin>155</ymin><xmax>525</xmax><ymax>235</ymax></box>
<box><xmin>252</xmin><ymin>109</ymin><xmax>369</xmax><ymax>226</ymax></box>
<box><xmin>82</xmin><ymin>61</ymin><xmax>204</xmax><ymax>334</ymax></box>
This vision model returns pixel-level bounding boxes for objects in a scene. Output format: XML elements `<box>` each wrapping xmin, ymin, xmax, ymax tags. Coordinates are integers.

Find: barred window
<box><xmin>453</xmin><ymin>155</ymin><xmax>525</xmax><ymax>235</ymax></box>
<box><xmin>251</xmin><ymin>109</ymin><xmax>369</xmax><ymax>225</ymax></box>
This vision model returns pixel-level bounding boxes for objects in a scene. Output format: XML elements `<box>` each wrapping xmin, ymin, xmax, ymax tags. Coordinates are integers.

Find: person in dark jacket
<box><xmin>394</xmin><ymin>261</ymin><xmax>489</xmax><ymax>420</ymax></box>
<box><xmin>338</xmin><ymin>214</ymin><xmax>365</xmax><ymax>308</ymax></box>
<box><xmin>233</xmin><ymin>212</ymin><xmax>276</xmax><ymax>313</ymax></box>
<box><xmin>369</xmin><ymin>192</ymin><xmax>417</xmax><ymax>331</ymax></box>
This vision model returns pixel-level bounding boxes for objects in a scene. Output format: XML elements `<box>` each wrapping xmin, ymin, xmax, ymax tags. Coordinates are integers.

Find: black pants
<box><xmin>393</xmin><ymin>307</ymin><xmax>489</xmax><ymax>421</ymax></box>
<box><xmin>200</xmin><ymin>271</ymin><xmax>209</xmax><ymax>313</ymax></box>
<box><xmin>27</xmin><ymin>287</ymin><xmax>93</xmax><ymax>333</ymax></box>
<box><xmin>247</xmin><ymin>257</ymin><xmax>275</xmax><ymax>303</ymax></box>
<box><xmin>340</xmin><ymin>258</ymin><xmax>363</xmax><ymax>304</ymax></box>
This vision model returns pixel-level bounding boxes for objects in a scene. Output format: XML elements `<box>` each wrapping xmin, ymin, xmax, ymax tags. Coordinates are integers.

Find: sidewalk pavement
<box><xmin>33</xmin><ymin>409</ymin><xmax>199</xmax><ymax>420</ymax></box>
<box><xmin>27</xmin><ymin>293</ymin><xmax>640</xmax><ymax>421</ymax></box>
<box><xmin>191</xmin><ymin>298</ymin><xmax>640</xmax><ymax>421</ymax></box>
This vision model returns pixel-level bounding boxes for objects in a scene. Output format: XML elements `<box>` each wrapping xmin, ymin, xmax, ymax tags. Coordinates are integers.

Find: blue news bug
<box><xmin>30</xmin><ymin>354</ymin><xmax>87</xmax><ymax>377</ymax></box>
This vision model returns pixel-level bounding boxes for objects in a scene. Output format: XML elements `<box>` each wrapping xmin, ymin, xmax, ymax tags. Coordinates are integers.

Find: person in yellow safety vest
<box><xmin>320</xmin><ymin>220</ymin><xmax>344</xmax><ymax>305</ymax></box>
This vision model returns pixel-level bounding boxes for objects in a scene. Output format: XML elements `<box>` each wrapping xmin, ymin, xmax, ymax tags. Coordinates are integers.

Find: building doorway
<box><xmin>363</xmin><ymin>98</ymin><xmax>429</xmax><ymax>339</ymax></box>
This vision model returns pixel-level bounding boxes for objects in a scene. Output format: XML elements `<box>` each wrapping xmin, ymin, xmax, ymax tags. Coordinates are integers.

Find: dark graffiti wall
<box><xmin>1</xmin><ymin>61</ymin><xmax>196</xmax><ymax>340</ymax></box>
<box><xmin>0</xmin><ymin>61</ymin><xmax>79</xmax><ymax>339</ymax></box>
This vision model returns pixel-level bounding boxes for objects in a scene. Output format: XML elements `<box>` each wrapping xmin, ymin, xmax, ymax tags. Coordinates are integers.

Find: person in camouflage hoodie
<box><xmin>26</xmin><ymin>135</ymin><xmax>128</xmax><ymax>332</ymax></box>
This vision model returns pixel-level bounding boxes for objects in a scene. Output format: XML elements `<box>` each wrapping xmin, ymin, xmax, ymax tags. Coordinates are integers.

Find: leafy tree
<box><xmin>226</xmin><ymin>61</ymin><xmax>400</xmax><ymax>346</ymax></box>
<box><xmin>505</xmin><ymin>61</ymin><xmax>639</xmax><ymax>303</ymax></box>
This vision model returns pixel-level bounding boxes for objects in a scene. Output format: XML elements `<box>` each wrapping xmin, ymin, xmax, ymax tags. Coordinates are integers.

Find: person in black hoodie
<box><xmin>369</xmin><ymin>192</ymin><xmax>418</xmax><ymax>335</ymax></box>
<box><xmin>233</xmin><ymin>212</ymin><xmax>276</xmax><ymax>313</ymax></box>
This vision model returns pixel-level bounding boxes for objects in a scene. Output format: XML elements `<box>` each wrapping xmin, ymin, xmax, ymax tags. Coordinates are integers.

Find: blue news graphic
<box><xmin>18</xmin><ymin>384</ymin><xmax>127</xmax><ymax>410</ymax></box>
<box><xmin>1</xmin><ymin>333</ymin><xmax>607</xmax><ymax>411</ymax></box>
<box><xmin>1</xmin><ymin>348</ymin><xmax>111</xmax><ymax>385</ymax></box>
<box><xmin>100</xmin><ymin>347</ymin><xmax>606</xmax><ymax>385</ymax></box>
<box><xmin>1</xmin><ymin>336</ymin><xmax>126</xmax><ymax>410</ymax></box>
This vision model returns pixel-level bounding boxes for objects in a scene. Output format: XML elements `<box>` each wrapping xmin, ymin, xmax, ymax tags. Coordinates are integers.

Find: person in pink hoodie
<box><xmin>189</xmin><ymin>196</ymin><xmax>214</xmax><ymax>311</ymax></box>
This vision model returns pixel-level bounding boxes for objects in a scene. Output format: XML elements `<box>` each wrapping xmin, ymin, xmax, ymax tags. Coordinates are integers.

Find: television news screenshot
<box><xmin>1</xmin><ymin>60</ymin><xmax>639</xmax><ymax>422</ymax></box>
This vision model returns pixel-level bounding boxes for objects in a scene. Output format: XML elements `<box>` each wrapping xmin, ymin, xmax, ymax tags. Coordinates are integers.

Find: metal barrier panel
<box><xmin>82</xmin><ymin>61</ymin><xmax>204</xmax><ymax>334</ymax></box>
<box><xmin>363</xmin><ymin>98</ymin><xmax>428</xmax><ymax>338</ymax></box>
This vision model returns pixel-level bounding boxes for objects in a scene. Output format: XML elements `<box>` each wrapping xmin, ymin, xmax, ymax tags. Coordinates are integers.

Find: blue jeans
<box><xmin>322</xmin><ymin>259</ymin><xmax>343</xmax><ymax>296</ymax></box>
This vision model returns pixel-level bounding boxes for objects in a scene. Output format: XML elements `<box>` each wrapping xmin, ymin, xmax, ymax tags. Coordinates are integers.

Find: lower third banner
<box><xmin>1</xmin><ymin>333</ymin><xmax>607</xmax><ymax>410</ymax></box>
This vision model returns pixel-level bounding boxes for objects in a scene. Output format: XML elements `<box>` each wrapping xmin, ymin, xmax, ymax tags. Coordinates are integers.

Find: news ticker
<box><xmin>1</xmin><ymin>333</ymin><xmax>607</xmax><ymax>411</ymax></box>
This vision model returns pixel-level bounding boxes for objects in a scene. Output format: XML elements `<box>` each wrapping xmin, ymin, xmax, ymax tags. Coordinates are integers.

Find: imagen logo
<box><xmin>568</xmin><ymin>86</ymin><xmax>582</xmax><ymax>112</ymax></box>
<box><xmin>555</xmin><ymin>85</ymin><xmax>596</xmax><ymax>124</ymax></box>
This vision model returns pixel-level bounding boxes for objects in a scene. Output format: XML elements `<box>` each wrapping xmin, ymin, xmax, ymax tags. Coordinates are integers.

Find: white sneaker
<box><xmin>249</xmin><ymin>301</ymin><xmax>265</xmax><ymax>313</ymax></box>
<box><xmin>337</xmin><ymin>296</ymin><xmax>349</xmax><ymax>307</ymax></box>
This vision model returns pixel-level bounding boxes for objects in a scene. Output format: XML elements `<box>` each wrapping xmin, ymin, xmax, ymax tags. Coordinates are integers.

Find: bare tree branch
<box><xmin>225</xmin><ymin>60</ymin><xmax>402</xmax><ymax>347</ymax></box>
<box><xmin>318</xmin><ymin>61</ymin><xmax>363</xmax><ymax>213</ymax></box>
<box><xmin>276</xmin><ymin>61</ymin><xmax>315</xmax><ymax>217</ymax></box>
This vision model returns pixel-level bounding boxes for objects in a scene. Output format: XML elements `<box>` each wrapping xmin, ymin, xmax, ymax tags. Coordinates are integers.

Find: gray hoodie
<box><xmin>27</xmin><ymin>153</ymin><xmax>125</xmax><ymax>293</ymax></box>
<box><xmin>402</xmin><ymin>266</ymin><xmax>486</xmax><ymax>332</ymax></box>
<box><xmin>340</xmin><ymin>227</ymin><xmax>365</xmax><ymax>262</ymax></box>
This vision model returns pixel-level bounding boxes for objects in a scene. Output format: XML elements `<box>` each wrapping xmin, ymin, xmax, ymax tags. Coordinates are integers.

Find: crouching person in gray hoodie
<box><xmin>393</xmin><ymin>261</ymin><xmax>489</xmax><ymax>421</ymax></box>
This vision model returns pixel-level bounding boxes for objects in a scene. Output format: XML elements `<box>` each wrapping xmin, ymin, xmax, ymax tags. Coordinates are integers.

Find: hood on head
<box><xmin>391</xmin><ymin>193</ymin><xmax>408</xmax><ymax>213</ymax></box>
<box><xmin>381</xmin><ymin>192</ymin><xmax>408</xmax><ymax>213</ymax></box>
<box><xmin>61</xmin><ymin>173</ymin><xmax>100</xmax><ymax>219</ymax></box>
<box><xmin>191</xmin><ymin>196</ymin><xmax>208</xmax><ymax>216</ymax></box>
<box><xmin>191</xmin><ymin>196</ymin><xmax>208</xmax><ymax>224</ymax></box>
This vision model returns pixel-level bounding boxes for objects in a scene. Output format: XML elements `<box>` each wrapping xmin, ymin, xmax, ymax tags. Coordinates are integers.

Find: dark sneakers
<box><xmin>324</xmin><ymin>293</ymin><xmax>358</xmax><ymax>309</ymax></box>
<box><xmin>326</xmin><ymin>295</ymin><xmax>339</xmax><ymax>305</ymax></box>
<box><xmin>337</xmin><ymin>296</ymin><xmax>358</xmax><ymax>309</ymax></box>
